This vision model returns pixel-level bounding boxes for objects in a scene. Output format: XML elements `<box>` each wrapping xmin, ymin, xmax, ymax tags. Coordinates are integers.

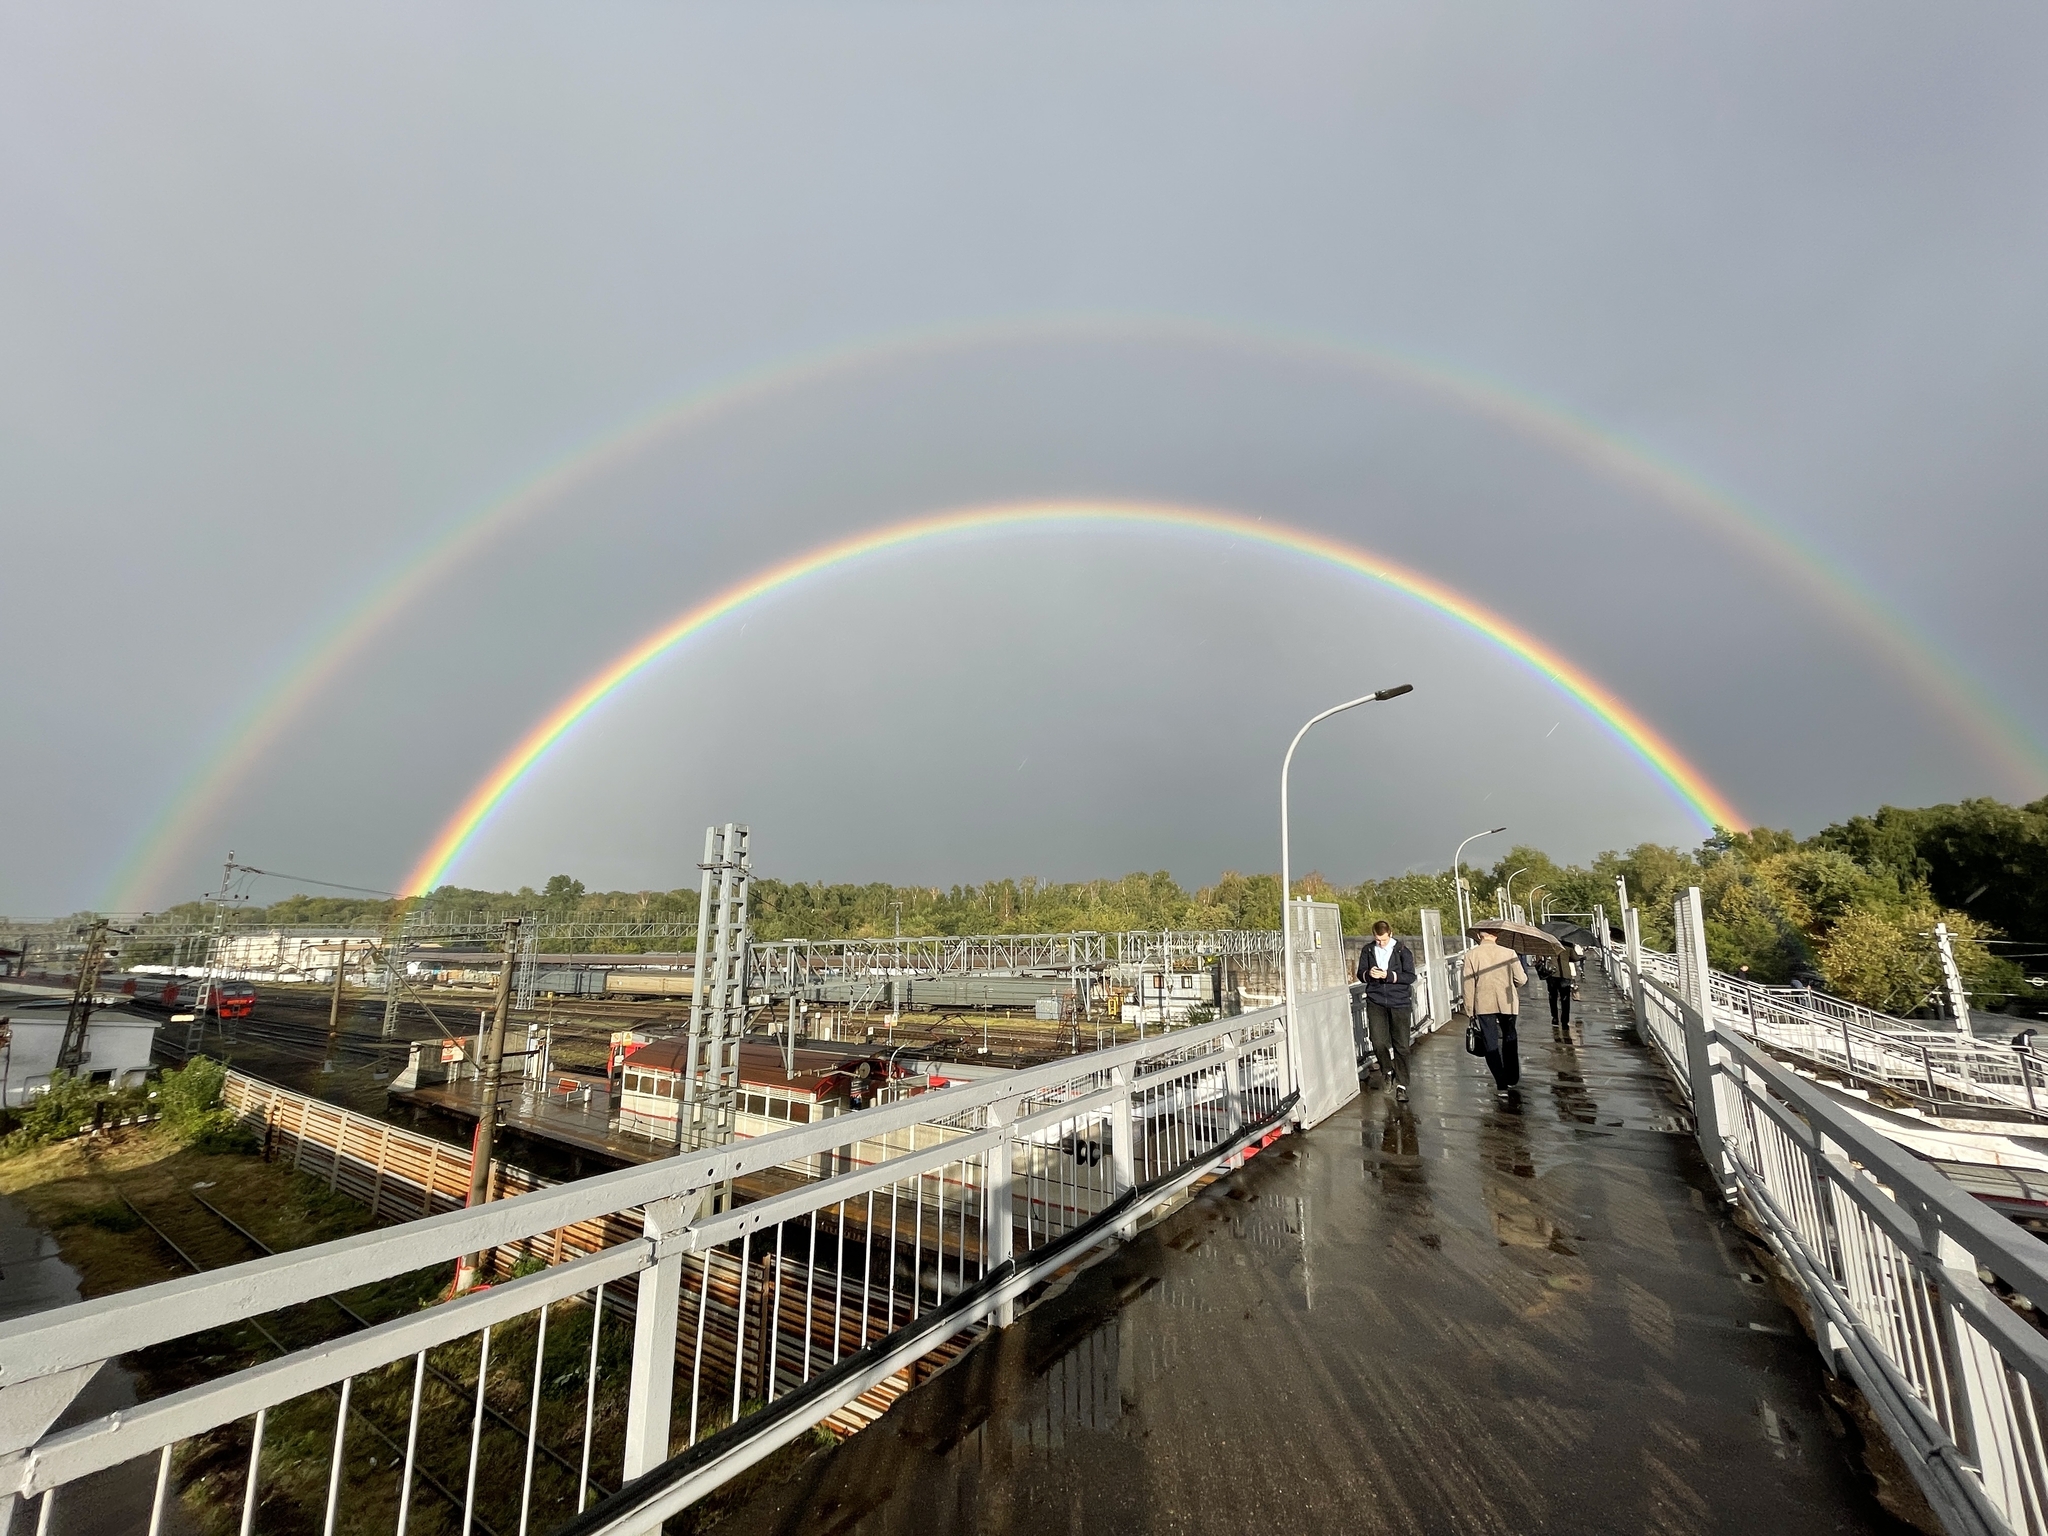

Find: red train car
<box><xmin>197</xmin><ymin>981</ymin><xmax>257</xmax><ymax>1020</ymax></box>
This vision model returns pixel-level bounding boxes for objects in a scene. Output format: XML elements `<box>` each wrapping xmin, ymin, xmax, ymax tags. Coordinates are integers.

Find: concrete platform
<box><xmin>711</xmin><ymin>967</ymin><xmax>1915</xmax><ymax>1535</ymax></box>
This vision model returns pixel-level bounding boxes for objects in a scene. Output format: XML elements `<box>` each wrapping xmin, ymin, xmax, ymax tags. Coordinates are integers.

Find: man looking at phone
<box><xmin>1358</xmin><ymin>920</ymin><xmax>1418</xmax><ymax>1102</ymax></box>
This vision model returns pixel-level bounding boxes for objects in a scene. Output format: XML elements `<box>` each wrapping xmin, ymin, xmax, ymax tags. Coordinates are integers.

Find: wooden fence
<box><xmin>222</xmin><ymin>1071</ymin><xmax>640</xmax><ymax>1271</ymax></box>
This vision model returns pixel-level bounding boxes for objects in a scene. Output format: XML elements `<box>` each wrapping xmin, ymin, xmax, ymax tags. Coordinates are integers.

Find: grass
<box><xmin>0</xmin><ymin>1127</ymin><xmax>389</xmax><ymax>1292</ymax></box>
<box><xmin>4</xmin><ymin>1120</ymin><xmax>649</xmax><ymax>1536</ymax></box>
<box><xmin>4</xmin><ymin>1118</ymin><xmax>848</xmax><ymax>1535</ymax></box>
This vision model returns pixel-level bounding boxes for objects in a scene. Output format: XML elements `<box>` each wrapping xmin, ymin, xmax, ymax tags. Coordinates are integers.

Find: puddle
<box><xmin>0</xmin><ymin>1194</ymin><xmax>195</xmax><ymax>1536</ymax></box>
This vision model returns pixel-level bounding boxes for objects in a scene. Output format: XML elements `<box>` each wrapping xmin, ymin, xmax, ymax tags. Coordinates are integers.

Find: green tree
<box><xmin>1813</xmin><ymin>904</ymin><xmax>2010</xmax><ymax>1015</ymax></box>
<box><xmin>1815</xmin><ymin>798</ymin><xmax>2048</xmax><ymax>970</ymax></box>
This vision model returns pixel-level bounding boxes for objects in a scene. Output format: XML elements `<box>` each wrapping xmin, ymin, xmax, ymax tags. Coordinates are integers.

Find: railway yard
<box><xmin>119</xmin><ymin>971</ymin><xmax>1192</xmax><ymax>1182</ymax></box>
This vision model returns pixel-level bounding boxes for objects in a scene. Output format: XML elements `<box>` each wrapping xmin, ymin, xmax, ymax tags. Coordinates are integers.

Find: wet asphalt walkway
<box><xmin>713</xmin><ymin>968</ymin><xmax>1913</xmax><ymax>1536</ymax></box>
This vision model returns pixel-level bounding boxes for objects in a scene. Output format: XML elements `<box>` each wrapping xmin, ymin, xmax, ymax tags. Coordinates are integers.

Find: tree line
<box><xmin>130</xmin><ymin>796</ymin><xmax>2048</xmax><ymax>1020</ymax></box>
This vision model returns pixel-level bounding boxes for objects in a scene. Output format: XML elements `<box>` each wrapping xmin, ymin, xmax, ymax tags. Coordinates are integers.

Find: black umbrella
<box><xmin>1539</xmin><ymin>917</ymin><xmax>1599</xmax><ymax>951</ymax></box>
<box><xmin>1464</xmin><ymin>919</ymin><xmax>1566</xmax><ymax>958</ymax></box>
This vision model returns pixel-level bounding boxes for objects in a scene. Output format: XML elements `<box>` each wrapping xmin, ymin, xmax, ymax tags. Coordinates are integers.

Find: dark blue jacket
<box><xmin>1356</xmin><ymin>939</ymin><xmax>1417</xmax><ymax>1009</ymax></box>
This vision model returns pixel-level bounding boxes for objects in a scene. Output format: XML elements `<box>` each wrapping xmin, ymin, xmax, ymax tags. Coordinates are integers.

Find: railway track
<box><xmin>184</xmin><ymin>1192</ymin><xmax>614</xmax><ymax>1499</ymax></box>
<box><xmin>117</xmin><ymin>1192</ymin><xmax>519</xmax><ymax>1536</ymax></box>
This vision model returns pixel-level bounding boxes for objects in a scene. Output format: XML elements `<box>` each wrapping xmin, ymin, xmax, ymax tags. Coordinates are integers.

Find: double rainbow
<box><xmin>400</xmin><ymin>499</ymin><xmax>1743</xmax><ymax>895</ymax></box>
<box><xmin>106</xmin><ymin>314</ymin><xmax>2042</xmax><ymax>907</ymax></box>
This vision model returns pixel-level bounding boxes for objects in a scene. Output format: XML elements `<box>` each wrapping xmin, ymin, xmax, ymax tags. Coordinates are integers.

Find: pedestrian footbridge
<box><xmin>4</xmin><ymin>898</ymin><xmax>2045</xmax><ymax>1536</ymax></box>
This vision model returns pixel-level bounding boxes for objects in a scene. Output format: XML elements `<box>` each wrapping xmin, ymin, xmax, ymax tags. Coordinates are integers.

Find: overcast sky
<box><xmin>4</xmin><ymin>2</ymin><xmax>2046</xmax><ymax>915</ymax></box>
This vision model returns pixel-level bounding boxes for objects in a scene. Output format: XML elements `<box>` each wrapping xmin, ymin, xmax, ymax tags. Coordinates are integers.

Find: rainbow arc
<box><xmin>400</xmin><ymin>499</ymin><xmax>1744</xmax><ymax>896</ymax></box>
<box><xmin>107</xmin><ymin>315</ymin><xmax>2041</xmax><ymax>908</ymax></box>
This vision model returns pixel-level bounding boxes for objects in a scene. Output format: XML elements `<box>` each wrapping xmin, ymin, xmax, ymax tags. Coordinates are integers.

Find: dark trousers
<box><xmin>1546</xmin><ymin>976</ymin><xmax>1573</xmax><ymax>1027</ymax></box>
<box><xmin>1365</xmin><ymin>1001</ymin><xmax>1413</xmax><ymax>1089</ymax></box>
<box><xmin>1476</xmin><ymin>1012</ymin><xmax>1520</xmax><ymax>1088</ymax></box>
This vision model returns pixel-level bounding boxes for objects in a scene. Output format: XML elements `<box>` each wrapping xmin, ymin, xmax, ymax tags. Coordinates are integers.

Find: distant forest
<box><xmin>134</xmin><ymin>796</ymin><xmax>2048</xmax><ymax>1020</ymax></box>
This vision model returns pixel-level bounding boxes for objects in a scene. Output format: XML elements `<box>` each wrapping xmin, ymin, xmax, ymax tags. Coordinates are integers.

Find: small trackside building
<box><xmin>614</xmin><ymin>1039</ymin><xmax>943</xmax><ymax>1144</ymax></box>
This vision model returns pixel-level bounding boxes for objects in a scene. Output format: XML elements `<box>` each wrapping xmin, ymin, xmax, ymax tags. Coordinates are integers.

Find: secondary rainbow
<box><xmin>400</xmin><ymin>499</ymin><xmax>1745</xmax><ymax>895</ymax></box>
<box><xmin>111</xmin><ymin>313</ymin><xmax>2042</xmax><ymax>908</ymax></box>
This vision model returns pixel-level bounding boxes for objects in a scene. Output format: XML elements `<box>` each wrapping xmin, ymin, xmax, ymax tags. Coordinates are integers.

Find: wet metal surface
<box><xmin>713</xmin><ymin>971</ymin><xmax>1910</xmax><ymax>1535</ymax></box>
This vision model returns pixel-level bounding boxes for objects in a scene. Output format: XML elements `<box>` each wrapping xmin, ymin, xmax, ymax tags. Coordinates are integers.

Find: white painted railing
<box><xmin>1606</xmin><ymin>911</ymin><xmax>2048</xmax><ymax>1536</ymax></box>
<box><xmin>1633</xmin><ymin>943</ymin><xmax>2048</xmax><ymax>1122</ymax></box>
<box><xmin>0</xmin><ymin>988</ymin><xmax>1361</xmax><ymax>1536</ymax></box>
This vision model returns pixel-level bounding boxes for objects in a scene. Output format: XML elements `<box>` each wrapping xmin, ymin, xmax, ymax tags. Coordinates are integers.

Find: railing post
<box><xmin>1221</xmin><ymin>1032</ymin><xmax>1244</xmax><ymax>1139</ymax></box>
<box><xmin>1276</xmin><ymin>1008</ymin><xmax>1300</xmax><ymax>1118</ymax></box>
<box><xmin>1674</xmin><ymin>890</ymin><xmax>1736</xmax><ymax>1199</ymax></box>
<box><xmin>1109</xmin><ymin>1066</ymin><xmax>1137</xmax><ymax>1240</ymax></box>
<box><xmin>622</xmin><ymin>1194</ymin><xmax>694</xmax><ymax>1492</ymax></box>
<box><xmin>1623</xmin><ymin>907</ymin><xmax>1645</xmax><ymax>1023</ymax></box>
<box><xmin>1679</xmin><ymin>993</ymin><xmax>1732</xmax><ymax>1192</ymax></box>
<box><xmin>1915</xmin><ymin>1213</ymin><xmax>2008</xmax><ymax>1498</ymax></box>
<box><xmin>984</xmin><ymin>1101</ymin><xmax>1016</xmax><ymax>1326</ymax></box>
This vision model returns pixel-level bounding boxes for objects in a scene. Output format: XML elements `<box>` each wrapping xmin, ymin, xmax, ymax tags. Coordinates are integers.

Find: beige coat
<box><xmin>1461</xmin><ymin>941</ymin><xmax>1528</xmax><ymax>1016</ymax></box>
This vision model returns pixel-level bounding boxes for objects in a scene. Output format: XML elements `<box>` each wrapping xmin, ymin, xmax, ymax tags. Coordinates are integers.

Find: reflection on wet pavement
<box><xmin>0</xmin><ymin>1196</ymin><xmax>196</xmax><ymax>1536</ymax></box>
<box><xmin>710</xmin><ymin>969</ymin><xmax>1912</xmax><ymax>1536</ymax></box>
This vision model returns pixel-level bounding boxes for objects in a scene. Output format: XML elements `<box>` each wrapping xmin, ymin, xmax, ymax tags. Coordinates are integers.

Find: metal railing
<box><xmin>1605</xmin><ymin>937</ymin><xmax>2048</xmax><ymax>1536</ymax></box>
<box><xmin>0</xmin><ymin>989</ymin><xmax>1342</xmax><ymax>1536</ymax></box>
<box><xmin>1633</xmin><ymin>946</ymin><xmax>2048</xmax><ymax>1122</ymax></box>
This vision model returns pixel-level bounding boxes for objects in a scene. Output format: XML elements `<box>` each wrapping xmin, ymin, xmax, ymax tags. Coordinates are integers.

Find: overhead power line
<box><xmin>226</xmin><ymin>862</ymin><xmax>396</xmax><ymax>899</ymax></box>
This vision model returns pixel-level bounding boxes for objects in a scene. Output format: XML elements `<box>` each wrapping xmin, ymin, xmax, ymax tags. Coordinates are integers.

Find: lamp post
<box><xmin>1527</xmin><ymin>885</ymin><xmax>1547</xmax><ymax>924</ymax></box>
<box><xmin>1453</xmin><ymin>826</ymin><xmax>1507</xmax><ymax>938</ymax></box>
<box><xmin>1281</xmin><ymin>685</ymin><xmax>1414</xmax><ymax>1069</ymax></box>
<box><xmin>1502</xmin><ymin>868</ymin><xmax>1529</xmax><ymax>923</ymax></box>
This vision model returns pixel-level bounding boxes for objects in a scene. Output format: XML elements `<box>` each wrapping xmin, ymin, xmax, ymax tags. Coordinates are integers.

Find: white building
<box><xmin>1119</xmin><ymin>968</ymin><xmax>1220</xmax><ymax>1026</ymax></box>
<box><xmin>0</xmin><ymin>1004</ymin><xmax>160</xmax><ymax>1107</ymax></box>
<box><xmin>211</xmin><ymin>930</ymin><xmax>383</xmax><ymax>984</ymax></box>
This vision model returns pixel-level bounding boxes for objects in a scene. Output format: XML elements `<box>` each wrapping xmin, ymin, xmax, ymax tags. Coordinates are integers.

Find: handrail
<box><xmin>0</xmin><ymin>998</ymin><xmax>1281</xmax><ymax>1385</ymax></box>
<box><xmin>0</xmin><ymin>984</ymin><xmax>1358</xmax><ymax>1536</ymax></box>
<box><xmin>1628</xmin><ymin>943</ymin><xmax>2048</xmax><ymax>1124</ymax></box>
<box><xmin>1604</xmin><ymin>939</ymin><xmax>2048</xmax><ymax>1536</ymax></box>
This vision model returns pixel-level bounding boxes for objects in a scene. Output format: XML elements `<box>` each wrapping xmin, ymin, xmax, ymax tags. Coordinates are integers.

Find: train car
<box><xmin>196</xmin><ymin>981</ymin><xmax>257</xmax><ymax>1020</ymax></box>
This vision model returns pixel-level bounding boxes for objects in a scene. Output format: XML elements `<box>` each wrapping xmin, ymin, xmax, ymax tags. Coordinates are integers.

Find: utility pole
<box><xmin>1934</xmin><ymin>921</ymin><xmax>1973</xmax><ymax>1036</ymax></box>
<box><xmin>683</xmin><ymin>824</ymin><xmax>751</xmax><ymax>1168</ymax></box>
<box><xmin>381</xmin><ymin>908</ymin><xmax>409</xmax><ymax>1039</ymax></box>
<box><xmin>321</xmin><ymin>939</ymin><xmax>351</xmax><ymax>1074</ymax></box>
<box><xmin>455</xmin><ymin>918</ymin><xmax>520</xmax><ymax>1294</ymax></box>
<box><xmin>56</xmin><ymin>918</ymin><xmax>115</xmax><ymax>1078</ymax></box>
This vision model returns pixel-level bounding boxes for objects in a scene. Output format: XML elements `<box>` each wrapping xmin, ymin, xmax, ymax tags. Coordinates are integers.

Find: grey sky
<box><xmin>4</xmin><ymin>2</ymin><xmax>2045</xmax><ymax>913</ymax></box>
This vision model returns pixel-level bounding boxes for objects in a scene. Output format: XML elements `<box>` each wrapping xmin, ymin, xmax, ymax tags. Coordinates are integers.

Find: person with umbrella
<box><xmin>1462</xmin><ymin>925</ymin><xmax>1531</xmax><ymax>1096</ymax></box>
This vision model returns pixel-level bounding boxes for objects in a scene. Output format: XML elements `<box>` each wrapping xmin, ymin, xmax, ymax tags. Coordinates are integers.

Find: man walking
<box><xmin>1544</xmin><ymin>943</ymin><xmax>1579</xmax><ymax>1037</ymax></box>
<box><xmin>1358</xmin><ymin>920</ymin><xmax>1418</xmax><ymax>1102</ymax></box>
<box><xmin>1461</xmin><ymin>929</ymin><xmax>1528</xmax><ymax>1096</ymax></box>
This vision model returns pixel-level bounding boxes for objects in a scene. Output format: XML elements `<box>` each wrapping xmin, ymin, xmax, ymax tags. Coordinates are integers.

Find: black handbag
<box><xmin>1465</xmin><ymin>1019</ymin><xmax>1487</xmax><ymax>1056</ymax></box>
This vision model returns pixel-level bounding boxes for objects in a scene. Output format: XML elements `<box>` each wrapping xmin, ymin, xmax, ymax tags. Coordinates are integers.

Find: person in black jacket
<box><xmin>1542</xmin><ymin>944</ymin><xmax>1580</xmax><ymax>1037</ymax></box>
<box><xmin>1357</xmin><ymin>920</ymin><xmax>1418</xmax><ymax>1102</ymax></box>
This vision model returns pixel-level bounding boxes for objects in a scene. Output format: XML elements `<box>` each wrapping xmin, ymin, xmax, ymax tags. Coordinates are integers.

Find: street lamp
<box><xmin>1453</xmin><ymin>826</ymin><xmax>1507</xmax><ymax>938</ymax></box>
<box><xmin>1502</xmin><ymin>868</ymin><xmax>1530</xmax><ymax>922</ymax></box>
<box><xmin>1527</xmin><ymin>885</ymin><xmax>1547</xmax><ymax>923</ymax></box>
<box><xmin>1281</xmin><ymin>685</ymin><xmax>1414</xmax><ymax>1062</ymax></box>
